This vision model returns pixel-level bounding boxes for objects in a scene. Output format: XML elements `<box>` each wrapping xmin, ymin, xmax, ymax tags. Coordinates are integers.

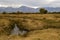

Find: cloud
<box><xmin>0</xmin><ymin>0</ymin><xmax>60</xmax><ymax>7</ymax></box>
<box><xmin>46</xmin><ymin>0</ymin><xmax>60</xmax><ymax>7</ymax></box>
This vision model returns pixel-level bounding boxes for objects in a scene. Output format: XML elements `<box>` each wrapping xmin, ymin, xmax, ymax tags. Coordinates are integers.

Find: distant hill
<box><xmin>0</xmin><ymin>6</ymin><xmax>60</xmax><ymax>13</ymax></box>
<box><xmin>45</xmin><ymin>7</ymin><xmax>60</xmax><ymax>12</ymax></box>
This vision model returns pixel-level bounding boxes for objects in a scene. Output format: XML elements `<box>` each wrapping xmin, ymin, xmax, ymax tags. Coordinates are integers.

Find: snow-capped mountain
<box><xmin>0</xmin><ymin>6</ymin><xmax>60</xmax><ymax>13</ymax></box>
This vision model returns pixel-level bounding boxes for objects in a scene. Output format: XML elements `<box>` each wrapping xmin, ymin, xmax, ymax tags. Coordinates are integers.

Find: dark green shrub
<box><xmin>39</xmin><ymin>8</ymin><xmax>48</xmax><ymax>14</ymax></box>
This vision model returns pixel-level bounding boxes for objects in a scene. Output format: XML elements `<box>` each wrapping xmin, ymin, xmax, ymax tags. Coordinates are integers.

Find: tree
<box><xmin>2</xmin><ymin>11</ymin><xmax>7</xmax><ymax>14</ymax></box>
<box><xmin>44</xmin><ymin>10</ymin><xmax>48</xmax><ymax>14</ymax></box>
<box><xmin>17</xmin><ymin>11</ymin><xmax>20</xmax><ymax>14</ymax></box>
<box><xmin>17</xmin><ymin>11</ymin><xmax>23</xmax><ymax>14</ymax></box>
<box><xmin>39</xmin><ymin>8</ymin><xmax>48</xmax><ymax>14</ymax></box>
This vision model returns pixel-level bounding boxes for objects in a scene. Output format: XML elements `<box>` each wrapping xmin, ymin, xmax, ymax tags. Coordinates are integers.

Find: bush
<box><xmin>39</xmin><ymin>8</ymin><xmax>48</xmax><ymax>14</ymax></box>
<box><xmin>2</xmin><ymin>11</ymin><xmax>7</xmax><ymax>14</ymax></box>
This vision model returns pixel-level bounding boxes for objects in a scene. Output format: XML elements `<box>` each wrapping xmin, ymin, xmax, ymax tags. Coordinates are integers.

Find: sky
<box><xmin>0</xmin><ymin>0</ymin><xmax>60</xmax><ymax>8</ymax></box>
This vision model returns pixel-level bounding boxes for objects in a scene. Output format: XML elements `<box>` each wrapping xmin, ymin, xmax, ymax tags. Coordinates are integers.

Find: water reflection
<box><xmin>11</xmin><ymin>24</ymin><xmax>27</xmax><ymax>35</ymax></box>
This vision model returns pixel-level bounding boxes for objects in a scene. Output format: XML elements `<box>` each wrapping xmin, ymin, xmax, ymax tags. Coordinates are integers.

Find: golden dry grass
<box><xmin>0</xmin><ymin>14</ymin><xmax>60</xmax><ymax>40</ymax></box>
<box><xmin>0</xmin><ymin>18</ymin><xmax>15</xmax><ymax>35</ymax></box>
<box><xmin>0</xmin><ymin>28</ymin><xmax>60</xmax><ymax>40</ymax></box>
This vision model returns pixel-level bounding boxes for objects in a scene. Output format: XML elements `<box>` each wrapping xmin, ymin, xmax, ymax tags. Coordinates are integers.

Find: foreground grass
<box><xmin>0</xmin><ymin>28</ymin><xmax>60</xmax><ymax>40</ymax></box>
<box><xmin>0</xmin><ymin>14</ymin><xmax>60</xmax><ymax>40</ymax></box>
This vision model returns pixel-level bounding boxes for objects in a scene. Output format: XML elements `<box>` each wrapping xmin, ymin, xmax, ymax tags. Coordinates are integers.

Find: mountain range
<box><xmin>0</xmin><ymin>6</ymin><xmax>60</xmax><ymax>13</ymax></box>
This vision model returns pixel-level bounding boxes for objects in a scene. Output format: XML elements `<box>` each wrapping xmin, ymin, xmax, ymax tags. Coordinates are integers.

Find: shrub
<box><xmin>39</xmin><ymin>8</ymin><xmax>48</xmax><ymax>14</ymax></box>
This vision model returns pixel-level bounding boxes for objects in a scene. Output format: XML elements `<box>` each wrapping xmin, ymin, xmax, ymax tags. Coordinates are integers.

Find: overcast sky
<box><xmin>0</xmin><ymin>0</ymin><xmax>60</xmax><ymax>8</ymax></box>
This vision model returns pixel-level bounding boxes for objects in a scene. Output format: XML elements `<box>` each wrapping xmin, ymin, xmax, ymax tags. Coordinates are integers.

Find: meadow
<box><xmin>0</xmin><ymin>13</ymin><xmax>60</xmax><ymax>40</ymax></box>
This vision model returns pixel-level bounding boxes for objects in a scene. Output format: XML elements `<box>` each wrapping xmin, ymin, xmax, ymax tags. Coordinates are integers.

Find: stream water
<box><xmin>11</xmin><ymin>24</ymin><xmax>27</xmax><ymax>35</ymax></box>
